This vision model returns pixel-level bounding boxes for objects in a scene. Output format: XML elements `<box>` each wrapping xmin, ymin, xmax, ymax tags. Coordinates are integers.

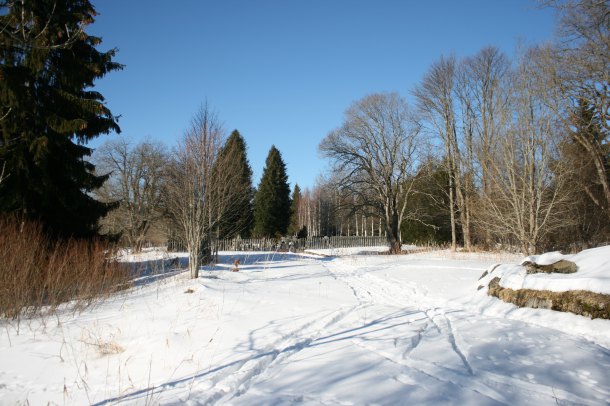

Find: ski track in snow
<box><xmin>325</xmin><ymin>259</ymin><xmax>476</xmax><ymax>378</ymax></box>
<box><xmin>199</xmin><ymin>304</ymin><xmax>362</xmax><ymax>404</ymax></box>
<box><xmin>167</xmin><ymin>257</ymin><xmax>607</xmax><ymax>404</ymax></box>
<box><xmin>321</xmin><ymin>258</ymin><xmax>610</xmax><ymax>406</ymax></box>
<box><xmin>222</xmin><ymin>257</ymin><xmax>610</xmax><ymax>405</ymax></box>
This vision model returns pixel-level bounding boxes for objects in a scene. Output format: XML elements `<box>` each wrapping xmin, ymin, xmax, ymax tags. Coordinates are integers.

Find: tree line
<box><xmin>0</xmin><ymin>0</ymin><xmax>295</xmax><ymax>279</ymax></box>
<box><xmin>94</xmin><ymin>107</ymin><xmax>297</xmax><ymax>278</ymax></box>
<box><xmin>314</xmin><ymin>0</ymin><xmax>609</xmax><ymax>255</ymax></box>
<box><xmin>1</xmin><ymin>0</ymin><xmax>608</xmax><ymax>275</ymax></box>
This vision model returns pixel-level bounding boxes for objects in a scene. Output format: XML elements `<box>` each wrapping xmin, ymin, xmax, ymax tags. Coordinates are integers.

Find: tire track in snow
<box><xmin>209</xmin><ymin>259</ymin><xmax>423</xmax><ymax>403</ymax></box>
<box><xmin>97</xmin><ymin>262</ymin><xmax>360</xmax><ymax>406</ymax></box>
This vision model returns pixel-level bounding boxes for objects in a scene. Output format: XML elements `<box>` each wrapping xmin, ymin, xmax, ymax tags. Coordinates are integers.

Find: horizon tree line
<box><xmin>0</xmin><ymin>0</ymin><xmax>607</xmax><ymax>274</ymax></box>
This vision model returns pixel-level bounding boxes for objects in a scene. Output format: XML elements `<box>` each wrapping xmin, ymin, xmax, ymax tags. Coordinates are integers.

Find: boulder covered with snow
<box><xmin>480</xmin><ymin>245</ymin><xmax>610</xmax><ymax>319</ymax></box>
<box><xmin>521</xmin><ymin>251</ymin><xmax>578</xmax><ymax>274</ymax></box>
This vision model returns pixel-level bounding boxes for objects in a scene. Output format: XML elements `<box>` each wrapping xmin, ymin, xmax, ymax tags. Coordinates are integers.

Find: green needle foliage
<box><xmin>0</xmin><ymin>0</ymin><xmax>122</xmax><ymax>238</ymax></box>
<box><xmin>214</xmin><ymin>130</ymin><xmax>255</xmax><ymax>238</ymax></box>
<box><xmin>253</xmin><ymin>145</ymin><xmax>291</xmax><ymax>238</ymax></box>
<box><xmin>288</xmin><ymin>183</ymin><xmax>301</xmax><ymax>237</ymax></box>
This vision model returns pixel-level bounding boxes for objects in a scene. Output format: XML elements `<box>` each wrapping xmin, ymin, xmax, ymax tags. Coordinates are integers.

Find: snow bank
<box><xmin>305</xmin><ymin>246</ymin><xmax>390</xmax><ymax>256</ymax></box>
<box><xmin>521</xmin><ymin>250</ymin><xmax>570</xmax><ymax>266</ymax></box>
<box><xmin>116</xmin><ymin>246</ymin><xmax>188</xmax><ymax>262</ymax></box>
<box><xmin>484</xmin><ymin>245</ymin><xmax>610</xmax><ymax>295</ymax></box>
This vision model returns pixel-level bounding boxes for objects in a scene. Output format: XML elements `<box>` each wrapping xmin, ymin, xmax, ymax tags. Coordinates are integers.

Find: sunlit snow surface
<box><xmin>1</xmin><ymin>248</ymin><xmax>609</xmax><ymax>405</ymax></box>
<box><xmin>493</xmin><ymin>246</ymin><xmax>610</xmax><ymax>294</ymax></box>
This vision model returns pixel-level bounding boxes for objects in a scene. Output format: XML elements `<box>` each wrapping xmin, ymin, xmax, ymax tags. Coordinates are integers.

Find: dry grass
<box><xmin>80</xmin><ymin>328</ymin><xmax>125</xmax><ymax>355</ymax></box>
<box><xmin>398</xmin><ymin>244</ymin><xmax>523</xmax><ymax>263</ymax></box>
<box><xmin>0</xmin><ymin>216</ymin><xmax>133</xmax><ymax>321</ymax></box>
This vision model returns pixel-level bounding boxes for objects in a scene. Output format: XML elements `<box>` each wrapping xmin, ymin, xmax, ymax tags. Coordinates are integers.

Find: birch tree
<box><xmin>462</xmin><ymin>47</ymin><xmax>511</xmax><ymax>195</ymax></box>
<box><xmin>459</xmin><ymin>47</ymin><xmax>512</xmax><ymax>246</ymax></box>
<box><xmin>165</xmin><ymin>105</ymin><xmax>224</xmax><ymax>278</ymax></box>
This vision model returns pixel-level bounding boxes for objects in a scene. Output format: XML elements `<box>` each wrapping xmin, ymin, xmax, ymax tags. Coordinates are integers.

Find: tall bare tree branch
<box><xmin>319</xmin><ymin>92</ymin><xmax>422</xmax><ymax>254</ymax></box>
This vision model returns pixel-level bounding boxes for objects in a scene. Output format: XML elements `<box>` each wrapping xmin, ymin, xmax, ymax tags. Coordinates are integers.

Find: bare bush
<box><xmin>164</xmin><ymin>104</ymin><xmax>225</xmax><ymax>278</ymax></box>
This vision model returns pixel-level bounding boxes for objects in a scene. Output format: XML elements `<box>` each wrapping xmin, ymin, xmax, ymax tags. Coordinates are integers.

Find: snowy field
<box><xmin>1</xmin><ymin>248</ymin><xmax>610</xmax><ymax>405</ymax></box>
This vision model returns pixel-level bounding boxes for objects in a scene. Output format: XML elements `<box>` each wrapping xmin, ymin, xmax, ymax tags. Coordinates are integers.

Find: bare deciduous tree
<box><xmin>319</xmin><ymin>92</ymin><xmax>422</xmax><ymax>254</ymax></box>
<box><xmin>164</xmin><ymin>104</ymin><xmax>224</xmax><ymax>279</ymax></box>
<box><xmin>539</xmin><ymin>0</ymin><xmax>610</xmax><ymax>215</ymax></box>
<box><xmin>95</xmin><ymin>138</ymin><xmax>168</xmax><ymax>251</ymax></box>
<box><xmin>413</xmin><ymin>55</ymin><xmax>471</xmax><ymax>251</ymax></box>
<box><xmin>462</xmin><ymin>47</ymin><xmax>511</xmax><ymax>195</ymax></box>
<box><xmin>458</xmin><ymin>47</ymin><xmax>512</xmax><ymax>246</ymax></box>
<box><xmin>477</xmin><ymin>50</ymin><xmax>573</xmax><ymax>254</ymax></box>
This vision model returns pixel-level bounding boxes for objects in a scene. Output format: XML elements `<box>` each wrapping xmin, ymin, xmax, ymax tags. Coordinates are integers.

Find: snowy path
<box><xmin>157</xmin><ymin>255</ymin><xmax>610</xmax><ymax>405</ymax></box>
<box><xmin>214</xmin><ymin>257</ymin><xmax>610</xmax><ymax>405</ymax></box>
<box><xmin>1</xmin><ymin>252</ymin><xmax>609</xmax><ymax>405</ymax></box>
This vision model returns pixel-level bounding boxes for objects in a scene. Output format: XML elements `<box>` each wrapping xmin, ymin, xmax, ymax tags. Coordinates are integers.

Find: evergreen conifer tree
<box><xmin>214</xmin><ymin>130</ymin><xmax>254</xmax><ymax>238</ymax></box>
<box><xmin>559</xmin><ymin>100</ymin><xmax>610</xmax><ymax>243</ymax></box>
<box><xmin>253</xmin><ymin>146</ymin><xmax>291</xmax><ymax>237</ymax></box>
<box><xmin>0</xmin><ymin>0</ymin><xmax>122</xmax><ymax>238</ymax></box>
<box><xmin>570</xmin><ymin>100</ymin><xmax>609</xmax><ymax>213</ymax></box>
<box><xmin>288</xmin><ymin>184</ymin><xmax>301</xmax><ymax>236</ymax></box>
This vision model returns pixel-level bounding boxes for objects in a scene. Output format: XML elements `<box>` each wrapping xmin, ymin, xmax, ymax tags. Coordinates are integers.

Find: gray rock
<box><xmin>523</xmin><ymin>259</ymin><xmax>578</xmax><ymax>274</ymax></box>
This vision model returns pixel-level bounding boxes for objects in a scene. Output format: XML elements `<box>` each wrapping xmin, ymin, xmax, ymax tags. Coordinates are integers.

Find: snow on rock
<box><xmin>521</xmin><ymin>251</ymin><xmax>571</xmax><ymax>266</ymax></box>
<box><xmin>485</xmin><ymin>245</ymin><xmax>610</xmax><ymax>295</ymax></box>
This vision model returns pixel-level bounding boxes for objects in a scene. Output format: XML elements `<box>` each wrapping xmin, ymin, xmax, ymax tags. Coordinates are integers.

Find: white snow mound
<box><xmin>485</xmin><ymin>245</ymin><xmax>610</xmax><ymax>295</ymax></box>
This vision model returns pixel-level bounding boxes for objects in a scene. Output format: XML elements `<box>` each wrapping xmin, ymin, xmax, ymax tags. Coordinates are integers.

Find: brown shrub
<box><xmin>0</xmin><ymin>216</ymin><xmax>132</xmax><ymax>320</ymax></box>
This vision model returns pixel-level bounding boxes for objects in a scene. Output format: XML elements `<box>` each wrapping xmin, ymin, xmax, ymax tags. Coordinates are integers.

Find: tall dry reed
<box><xmin>0</xmin><ymin>216</ymin><xmax>132</xmax><ymax>320</ymax></box>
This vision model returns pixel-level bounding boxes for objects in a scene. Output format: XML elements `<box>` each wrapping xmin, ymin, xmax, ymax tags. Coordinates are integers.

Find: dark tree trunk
<box><xmin>387</xmin><ymin>211</ymin><xmax>402</xmax><ymax>254</ymax></box>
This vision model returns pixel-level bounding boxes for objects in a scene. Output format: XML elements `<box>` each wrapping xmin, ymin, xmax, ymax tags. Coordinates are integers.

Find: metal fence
<box><xmin>166</xmin><ymin>235</ymin><xmax>389</xmax><ymax>253</ymax></box>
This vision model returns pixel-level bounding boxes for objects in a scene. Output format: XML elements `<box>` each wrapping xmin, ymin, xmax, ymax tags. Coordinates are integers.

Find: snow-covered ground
<box><xmin>1</xmin><ymin>248</ymin><xmax>609</xmax><ymax>405</ymax></box>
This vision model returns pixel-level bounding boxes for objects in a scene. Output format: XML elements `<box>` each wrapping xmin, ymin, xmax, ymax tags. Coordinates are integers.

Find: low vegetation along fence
<box><xmin>167</xmin><ymin>236</ymin><xmax>388</xmax><ymax>253</ymax></box>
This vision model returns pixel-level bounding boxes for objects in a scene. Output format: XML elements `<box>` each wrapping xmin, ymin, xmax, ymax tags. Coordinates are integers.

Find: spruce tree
<box><xmin>288</xmin><ymin>184</ymin><xmax>301</xmax><ymax>236</ymax></box>
<box><xmin>214</xmin><ymin>130</ymin><xmax>254</xmax><ymax>238</ymax></box>
<box><xmin>253</xmin><ymin>146</ymin><xmax>291</xmax><ymax>237</ymax></box>
<box><xmin>0</xmin><ymin>0</ymin><xmax>122</xmax><ymax>238</ymax></box>
<box><xmin>559</xmin><ymin>100</ymin><xmax>610</xmax><ymax>243</ymax></box>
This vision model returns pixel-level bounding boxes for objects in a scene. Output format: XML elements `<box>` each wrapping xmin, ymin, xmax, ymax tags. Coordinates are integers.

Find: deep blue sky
<box><xmin>89</xmin><ymin>0</ymin><xmax>557</xmax><ymax>190</ymax></box>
